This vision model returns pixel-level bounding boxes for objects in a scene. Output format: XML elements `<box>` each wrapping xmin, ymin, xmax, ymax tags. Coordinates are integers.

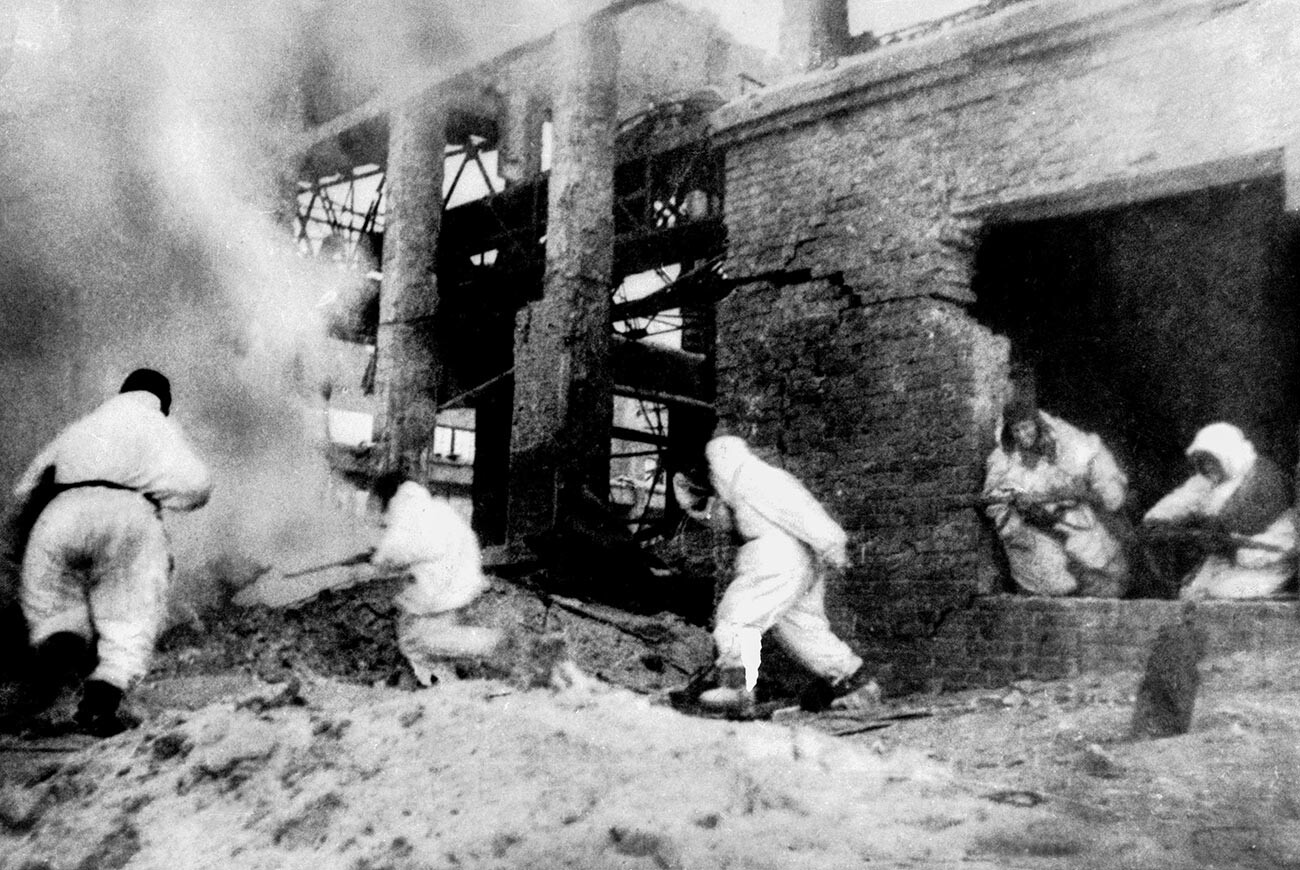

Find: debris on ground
<box><xmin>150</xmin><ymin>574</ymin><xmax>716</xmax><ymax>698</ymax></box>
<box><xmin>2</xmin><ymin>569</ymin><xmax>1299</xmax><ymax>869</ymax></box>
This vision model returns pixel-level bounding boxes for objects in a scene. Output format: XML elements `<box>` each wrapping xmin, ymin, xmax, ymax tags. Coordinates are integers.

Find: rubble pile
<box><xmin>152</xmin><ymin>574</ymin><xmax>716</xmax><ymax>698</ymax></box>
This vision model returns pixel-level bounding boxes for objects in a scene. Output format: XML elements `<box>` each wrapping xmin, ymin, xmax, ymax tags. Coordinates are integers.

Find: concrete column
<box><xmin>507</xmin><ymin>14</ymin><xmax>618</xmax><ymax>539</ymax></box>
<box><xmin>376</xmin><ymin>98</ymin><xmax>446</xmax><ymax>476</ymax></box>
<box><xmin>779</xmin><ymin>0</ymin><xmax>849</xmax><ymax>73</ymax></box>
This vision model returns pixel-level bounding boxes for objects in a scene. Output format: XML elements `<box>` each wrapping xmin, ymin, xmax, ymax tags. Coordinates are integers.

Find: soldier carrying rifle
<box><xmin>1140</xmin><ymin>422</ymin><xmax>1297</xmax><ymax>600</ymax></box>
<box><xmin>982</xmin><ymin>396</ymin><xmax>1131</xmax><ymax>598</ymax></box>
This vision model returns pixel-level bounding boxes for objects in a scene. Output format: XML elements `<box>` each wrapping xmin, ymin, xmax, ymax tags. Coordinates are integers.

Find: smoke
<box><xmin>301</xmin><ymin>0</ymin><xmax>578</xmax><ymax>121</ymax></box>
<box><xmin>0</xmin><ymin>0</ymin><xmax>565</xmax><ymax>610</ymax></box>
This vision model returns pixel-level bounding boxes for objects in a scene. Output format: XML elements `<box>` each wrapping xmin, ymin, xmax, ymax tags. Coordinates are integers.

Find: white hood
<box><xmin>1186</xmin><ymin>422</ymin><xmax>1255</xmax><ymax>515</ymax></box>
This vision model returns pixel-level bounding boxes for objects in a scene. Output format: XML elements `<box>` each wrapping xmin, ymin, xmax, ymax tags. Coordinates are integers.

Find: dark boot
<box><xmin>697</xmin><ymin>667</ymin><xmax>753</xmax><ymax>715</ymax></box>
<box><xmin>74</xmin><ymin>680</ymin><xmax>139</xmax><ymax>738</ymax></box>
<box><xmin>801</xmin><ymin>668</ymin><xmax>882</xmax><ymax>713</ymax></box>
<box><xmin>831</xmin><ymin>668</ymin><xmax>882</xmax><ymax>712</ymax></box>
<box><xmin>799</xmin><ymin>676</ymin><xmax>837</xmax><ymax>713</ymax></box>
<box><xmin>667</xmin><ymin>663</ymin><xmax>718</xmax><ymax>710</ymax></box>
<box><xmin>27</xmin><ymin>632</ymin><xmax>94</xmax><ymax>710</ymax></box>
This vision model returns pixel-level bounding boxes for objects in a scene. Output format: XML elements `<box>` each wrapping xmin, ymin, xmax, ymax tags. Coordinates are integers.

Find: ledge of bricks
<box><xmin>859</xmin><ymin>595</ymin><xmax>1300</xmax><ymax>694</ymax></box>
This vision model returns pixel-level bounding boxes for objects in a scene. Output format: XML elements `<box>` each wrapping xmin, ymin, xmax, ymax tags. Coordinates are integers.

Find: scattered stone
<box><xmin>1000</xmin><ymin>689</ymin><xmax>1027</xmax><ymax>708</ymax></box>
<box><xmin>235</xmin><ymin>677</ymin><xmax>306</xmax><ymax>714</ymax></box>
<box><xmin>67</xmin><ymin>818</ymin><xmax>141</xmax><ymax>870</ymax></box>
<box><xmin>150</xmin><ymin>731</ymin><xmax>192</xmax><ymax>762</ymax></box>
<box><xmin>272</xmin><ymin>791</ymin><xmax>344</xmax><ymax>848</ymax></box>
<box><xmin>693</xmin><ymin>813</ymin><xmax>721</xmax><ymax>829</ymax></box>
<box><xmin>984</xmin><ymin>789</ymin><xmax>1046</xmax><ymax>808</ymax></box>
<box><xmin>608</xmin><ymin>825</ymin><xmax>683</xmax><ymax>869</ymax></box>
<box><xmin>311</xmin><ymin>718</ymin><xmax>349</xmax><ymax>739</ymax></box>
<box><xmin>640</xmin><ymin>652</ymin><xmax>666</xmax><ymax>673</ymax></box>
<box><xmin>1080</xmin><ymin>743</ymin><xmax>1122</xmax><ymax>779</ymax></box>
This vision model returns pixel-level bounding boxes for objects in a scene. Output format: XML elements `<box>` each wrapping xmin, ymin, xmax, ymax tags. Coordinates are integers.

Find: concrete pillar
<box><xmin>779</xmin><ymin>0</ymin><xmax>849</xmax><ymax>73</ymax></box>
<box><xmin>376</xmin><ymin>98</ymin><xmax>446</xmax><ymax>476</ymax></box>
<box><xmin>507</xmin><ymin>15</ymin><xmax>618</xmax><ymax>539</ymax></box>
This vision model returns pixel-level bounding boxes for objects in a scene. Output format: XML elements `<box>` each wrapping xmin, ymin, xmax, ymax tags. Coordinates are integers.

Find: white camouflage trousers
<box><xmin>713</xmin><ymin>534</ymin><xmax>862</xmax><ymax>691</ymax></box>
<box><xmin>21</xmin><ymin>488</ymin><xmax>171</xmax><ymax>689</ymax></box>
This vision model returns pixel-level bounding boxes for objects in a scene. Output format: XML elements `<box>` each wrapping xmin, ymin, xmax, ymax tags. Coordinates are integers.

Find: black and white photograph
<box><xmin>1</xmin><ymin>0</ymin><xmax>1298</xmax><ymax>866</ymax></box>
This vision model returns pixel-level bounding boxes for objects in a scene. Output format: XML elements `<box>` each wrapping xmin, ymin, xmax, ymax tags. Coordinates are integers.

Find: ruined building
<box><xmin>299</xmin><ymin>0</ymin><xmax>1300</xmax><ymax>691</ymax></box>
<box><xmin>3</xmin><ymin>0</ymin><xmax>1300</xmax><ymax>694</ymax></box>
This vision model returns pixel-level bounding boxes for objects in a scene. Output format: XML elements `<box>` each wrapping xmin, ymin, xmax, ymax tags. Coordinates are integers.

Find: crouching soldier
<box><xmin>11</xmin><ymin>369</ymin><xmax>212</xmax><ymax>736</ymax></box>
<box><xmin>674</xmin><ymin>436</ymin><xmax>879</xmax><ymax>716</ymax></box>
<box><xmin>983</xmin><ymin>398</ymin><xmax>1131</xmax><ymax>597</ymax></box>
<box><xmin>370</xmin><ymin>474</ymin><xmax>501</xmax><ymax>685</ymax></box>
<box><xmin>1142</xmin><ymin>422</ymin><xmax>1297</xmax><ymax>600</ymax></box>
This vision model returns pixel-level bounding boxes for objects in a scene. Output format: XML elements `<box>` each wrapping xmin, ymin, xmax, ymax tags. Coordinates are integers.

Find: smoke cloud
<box><xmin>0</xmin><ymin>0</ymin><xmax>567</xmax><ymax>610</ymax></box>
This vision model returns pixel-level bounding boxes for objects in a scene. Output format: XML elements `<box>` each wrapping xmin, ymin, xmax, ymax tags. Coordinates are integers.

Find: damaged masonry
<box><xmin>3</xmin><ymin>0</ymin><xmax>1300</xmax><ymax>868</ymax></box>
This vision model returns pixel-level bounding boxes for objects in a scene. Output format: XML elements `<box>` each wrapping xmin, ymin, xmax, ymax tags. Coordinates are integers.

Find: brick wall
<box><xmin>866</xmin><ymin>597</ymin><xmax>1300</xmax><ymax>695</ymax></box>
<box><xmin>715</xmin><ymin>291</ymin><xmax>1009</xmax><ymax>634</ymax></box>
<box><xmin>709</xmin><ymin>0</ymin><xmax>1300</xmax><ymax>689</ymax></box>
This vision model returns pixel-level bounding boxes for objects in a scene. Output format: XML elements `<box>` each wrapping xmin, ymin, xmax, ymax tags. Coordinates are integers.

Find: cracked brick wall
<box><xmin>711</xmin><ymin>0</ymin><xmax>1300</xmax><ymax>691</ymax></box>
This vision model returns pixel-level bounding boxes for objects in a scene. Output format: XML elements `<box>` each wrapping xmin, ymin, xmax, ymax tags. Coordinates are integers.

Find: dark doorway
<box><xmin>971</xmin><ymin>176</ymin><xmax>1300</xmax><ymax>517</ymax></box>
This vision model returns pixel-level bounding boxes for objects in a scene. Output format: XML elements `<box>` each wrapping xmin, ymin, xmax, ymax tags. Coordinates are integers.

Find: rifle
<box><xmin>979</xmin><ymin>486</ymin><xmax>1094</xmax><ymax>511</ymax></box>
<box><xmin>1137</xmin><ymin>523</ymin><xmax>1290</xmax><ymax>555</ymax></box>
<box><xmin>281</xmin><ymin>550</ymin><xmax>375</xmax><ymax>579</ymax></box>
<box><xmin>978</xmin><ymin>488</ymin><xmax>1095</xmax><ymax>534</ymax></box>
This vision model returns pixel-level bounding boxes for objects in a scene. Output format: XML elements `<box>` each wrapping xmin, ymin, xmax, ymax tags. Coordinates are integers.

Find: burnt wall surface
<box><xmin>711</xmin><ymin>0</ymin><xmax>1300</xmax><ymax>688</ymax></box>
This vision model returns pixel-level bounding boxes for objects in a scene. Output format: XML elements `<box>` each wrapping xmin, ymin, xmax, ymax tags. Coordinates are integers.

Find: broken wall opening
<box><xmin>970</xmin><ymin>176</ymin><xmax>1300</xmax><ymax>595</ymax></box>
<box><xmin>297</xmin><ymin>79</ymin><xmax>730</xmax><ymax>619</ymax></box>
